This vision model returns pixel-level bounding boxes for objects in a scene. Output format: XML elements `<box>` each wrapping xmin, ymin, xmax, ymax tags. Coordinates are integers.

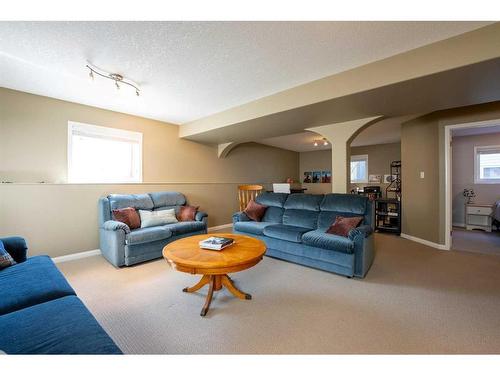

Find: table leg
<box><xmin>200</xmin><ymin>276</ymin><xmax>215</xmax><ymax>317</ymax></box>
<box><xmin>183</xmin><ymin>274</ymin><xmax>210</xmax><ymax>293</ymax></box>
<box><xmin>221</xmin><ymin>274</ymin><xmax>252</xmax><ymax>300</ymax></box>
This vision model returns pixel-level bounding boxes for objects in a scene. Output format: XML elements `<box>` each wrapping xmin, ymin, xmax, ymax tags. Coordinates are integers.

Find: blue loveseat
<box><xmin>99</xmin><ymin>192</ymin><xmax>208</xmax><ymax>267</ymax></box>
<box><xmin>0</xmin><ymin>236</ymin><xmax>122</xmax><ymax>354</ymax></box>
<box><xmin>233</xmin><ymin>193</ymin><xmax>374</xmax><ymax>278</ymax></box>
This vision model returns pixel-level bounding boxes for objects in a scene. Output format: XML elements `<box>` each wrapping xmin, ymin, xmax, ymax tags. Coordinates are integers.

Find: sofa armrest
<box><xmin>349</xmin><ymin>226</ymin><xmax>375</xmax><ymax>278</ymax></box>
<box><xmin>232</xmin><ymin>211</ymin><xmax>250</xmax><ymax>224</ymax></box>
<box><xmin>0</xmin><ymin>236</ymin><xmax>28</xmax><ymax>263</ymax></box>
<box><xmin>348</xmin><ymin>225</ymin><xmax>373</xmax><ymax>241</ymax></box>
<box><xmin>195</xmin><ymin>211</ymin><xmax>208</xmax><ymax>222</ymax></box>
<box><xmin>102</xmin><ymin>220</ymin><xmax>130</xmax><ymax>234</ymax></box>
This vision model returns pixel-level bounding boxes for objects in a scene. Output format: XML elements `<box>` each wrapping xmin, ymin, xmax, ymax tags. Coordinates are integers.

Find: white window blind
<box><xmin>68</xmin><ymin>121</ymin><xmax>143</xmax><ymax>183</ymax></box>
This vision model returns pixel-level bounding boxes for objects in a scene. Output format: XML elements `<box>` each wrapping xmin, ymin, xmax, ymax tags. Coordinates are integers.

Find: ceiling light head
<box><xmin>88</xmin><ymin>70</ymin><xmax>94</xmax><ymax>80</ymax></box>
<box><xmin>136</xmin><ymin>90</ymin><xmax>140</xmax><ymax>97</ymax></box>
<box><xmin>115</xmin><ymin>81</ymin><xmax>120</xmax><ymax>90</ymax></box>
<box><xmin>323</xmin><ymin>138</ymin><xmax>328</xmax><ymax>146</ymax></box>
<box><xmin>109</xmin><ymin>73</ymin><xmax>123</xmax><ymax>82</ymax></box>
<box><xmin>313</xmin><ymin>141</ymin><xmax>318</xmax><ymax>147</ymax></box>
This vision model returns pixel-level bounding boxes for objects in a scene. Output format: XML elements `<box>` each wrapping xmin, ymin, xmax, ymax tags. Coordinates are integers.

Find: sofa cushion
<box><xmin>255</xmin><ymin>192</ymin><xmax>288</xmax><ymax>208</ymax></box>
<box><xmin>0</xmin><ymin>296</ymin><xmax>122</xmax><ymax>354</ymax></box>
<box><xmin>126</xmin><ymin>226</ymin><xmax>172</xmax><ymax>245</ymax></box>
<box><xmin>284</xmin><ymin>194</ymin><xmax>323</xmax><ymax>211</ymax></box>
<box><xmin>108</xmin><ymin>194</ymin><xmax>154</xmax><ymax>211</ymax></box>
<box><xmin>149</xmin><ymin>191</ymin><xmax>186</xmax><ymax>208</ymax></box>
<box><xmin>263</xmin><ymin>224</ymin><xmax>311</xmax><ymax>243</ymax></box>
<box><xmin>234</xmin><ymin>221</ymin><xmax>275</xmax><ymax>235</ymax></box>
<box><xmin>163</xmin><ymin>221</ymin><xmax>206</xmax><ymax>235</ymax></box>
<box><xmin>261</xmin><ymin>206</ymin><xmax>284</xmax><ymax>223</ymax></box>
<box><xmin>320</xmin><ymin>193</ymin><xmax>367</xmax><ymax>214</ymax></box>
<box><xmin>0</xmin><ymin>255</ymin><xmax>75</xmax><ymax>315</ymax></box>
<box><xmin>282</xmin><ymin>209</ymin><xmax>319</xmax><ymax>229</ymax></box>
<box><xmin>302</xmin><ymin>230</ymin><xmax>354</xmax><ymax>253</ymax></box>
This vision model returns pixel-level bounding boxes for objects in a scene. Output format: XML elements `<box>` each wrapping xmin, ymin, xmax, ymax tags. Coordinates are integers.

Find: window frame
<box><xmin>67</xmin><ymin>121</ymin><xmax>143</xmax><ymax>184</ymax></box>
<box><xmin>474</xmin><ymin>145</ymin><xmax>500</xmax><ymax>184</ymax></box>
<box><xmin>350</xmin><ymin>154</ymin><xmax>369</xmax><ymax>184</ymax></box>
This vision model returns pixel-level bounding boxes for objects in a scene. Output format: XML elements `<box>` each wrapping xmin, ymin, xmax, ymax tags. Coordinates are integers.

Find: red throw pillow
<box><xmin>112</xmin><ymin>207</ymin><xmax>141</xmax><ymax>230</ymax></box>
<box><xmin>326</xmin><ymin>216</ymin><xmax>363</xmax><ymax>237</ymax></box>
<box><xmin>177</xmin><ymin>205</ymin><xmax>199</xmax><ymax>221</ymax></box>
<box><xmin>244</xmin><ymin>199</ymin><xmax>268</xmax><ymax>222</ymax></box>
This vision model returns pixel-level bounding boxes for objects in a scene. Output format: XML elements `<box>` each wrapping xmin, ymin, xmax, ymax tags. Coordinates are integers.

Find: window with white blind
<box><xmin>350</xmin><ymin>154</ymin><xmax>369</xmax><ymax>183</ymax></box>
<box><xmin>474</xmin><ymin>145</ymin><xmax>500</xmax><ymax>184</ymax></box>
<box><xmin>68</xmin><ymin>121</ymin><xmax>143</xmax><ymax>183</ymax></box>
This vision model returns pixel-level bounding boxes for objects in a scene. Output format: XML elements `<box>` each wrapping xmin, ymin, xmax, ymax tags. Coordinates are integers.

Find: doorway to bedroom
<box><xmin>446</xmin><ymin>121</ymin><xmax>500</xmax><ymax>255</ymax></box>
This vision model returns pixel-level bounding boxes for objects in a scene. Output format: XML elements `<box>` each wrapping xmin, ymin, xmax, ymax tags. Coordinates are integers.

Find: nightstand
<box><xmin>465</xmin><ymin>203</ymin><xmax>493</xmax><ymax>232</ymax></box>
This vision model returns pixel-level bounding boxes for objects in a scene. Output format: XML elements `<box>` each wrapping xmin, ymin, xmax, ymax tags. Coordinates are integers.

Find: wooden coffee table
<box><xmin>163</xmin><ymin>233</ymin><xmax>266</xmax><ymax>316</ymax></box>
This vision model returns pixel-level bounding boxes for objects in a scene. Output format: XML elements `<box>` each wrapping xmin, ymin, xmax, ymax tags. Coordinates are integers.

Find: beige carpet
<box><xmin>452</xmin><ymin>227</ymin><xmax>500</xmax><ymax>256</ymax></box>
<box><xmin>58</xmin><ymin>233</ymin><xmax>500</xmax><ymax>354</ymax></box>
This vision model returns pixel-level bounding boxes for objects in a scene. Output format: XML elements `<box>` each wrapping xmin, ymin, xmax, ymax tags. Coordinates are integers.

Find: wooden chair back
<box><xmin>238</xmin><ymin>185</ymin><xmax>263</xmax><ymax>211</ymax></box>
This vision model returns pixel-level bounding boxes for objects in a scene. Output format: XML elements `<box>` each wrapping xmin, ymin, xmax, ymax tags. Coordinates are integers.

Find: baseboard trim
<box><xmin>208</xmin><ymin>223</ymin><xmax>233</xmax><ymax>231</ymax></box>
<box><xmin>52</xmin><ymin>249</ymin><xmax>101</xmax><ymax>264</ymax></box>
<box><xmin>400</xmin><ymin>233</ymin><xmax>449</xmax><ymax>251</ymax></box>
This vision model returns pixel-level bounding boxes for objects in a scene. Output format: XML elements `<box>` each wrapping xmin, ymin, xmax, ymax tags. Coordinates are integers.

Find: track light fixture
<box><xmin>86</xmin><ymin>63</ymin><xmax>141</xmax><ymax>97</ymax></box>
<box><xmin>313</xmin><ymin>138</ymin><xmax>328</xmax><ymax>147</ymax></box>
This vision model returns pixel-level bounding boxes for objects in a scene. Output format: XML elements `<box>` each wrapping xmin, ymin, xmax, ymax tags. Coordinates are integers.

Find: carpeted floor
<box><xmin>452</xmin><ymin>227</ymin><xmax>500</xmax><ymax>256</ymax></box>
<box><xmin>58</xmin><ymin>233</ymin><xmax>500</xmax><ymax>354</ymax></box>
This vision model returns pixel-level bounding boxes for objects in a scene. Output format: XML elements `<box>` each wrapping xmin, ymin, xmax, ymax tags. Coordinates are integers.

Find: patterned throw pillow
<box><xmin>177</xmin><ymin>205</ymin><xmax>199</xmax><ymax>221</ymax></box>
<box><xmin>326</xmin><ymin>216</ymin><xmax>364</xmax><ymax>237</ymax></box>
<box><xmin>0</xmin><ymin>240</ymin><xmax>17</xmax><ymax>270</ymax></box>
<box><xmin>112</xmin><ymin>207</ymin><xmax>141</xmax><ymax>230</ymax></box>
<box><xmin>244</xmin><ymin>199</ymin><xmax>268</xmax><ymax>222</ymax></box>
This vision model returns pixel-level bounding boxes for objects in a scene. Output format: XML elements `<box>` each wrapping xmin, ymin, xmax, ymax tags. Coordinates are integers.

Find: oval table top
<box><xmin>163</xmin><ymin>233</ymin><xmax>266</xmax><ymax>275</ymax></box>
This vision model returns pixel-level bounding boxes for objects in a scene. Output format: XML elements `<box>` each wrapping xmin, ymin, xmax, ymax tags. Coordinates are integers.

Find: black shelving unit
<box><xmin>375</xmin><ymin>198</ymin><xmax>401</xmax><ymax>234</ymax></box>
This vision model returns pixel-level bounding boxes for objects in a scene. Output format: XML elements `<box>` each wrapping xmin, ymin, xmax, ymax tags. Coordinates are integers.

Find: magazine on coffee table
<box><xmin>199</xmin><ymin>236</ymin><xmax>234</xmax><ymax>251</ymax></box>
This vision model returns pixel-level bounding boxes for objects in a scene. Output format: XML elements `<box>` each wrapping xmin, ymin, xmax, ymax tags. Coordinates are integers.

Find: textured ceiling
<box><xmin>452</xmin><ymin>124</ymin><xmax>500</xmax><ymax>137</ymax></box>
<box><xmin>0</xmin><ymin>21</ymin><xmax>491</xmax><ymax>124</ymax></box>
<box><xmin>258</xmin><ymin>116</ymin><xmax>409</xmax><ymax>152</ymax></box>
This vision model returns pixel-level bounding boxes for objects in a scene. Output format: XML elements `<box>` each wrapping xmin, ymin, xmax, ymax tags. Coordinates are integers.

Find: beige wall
<box><xmin>401</xmin><ymin>101</ymin><xmax>500</xmax><ymax>245</ymax></box>
<box><xmin>452</xmin><ymin>133</ymin><xmax>500</xmax><ymax>225</ymax></box>
<box><xmin>350</xmin><ymin>142</ymin><xmax>401</xmax><ymax>196</ymax></box>
<box><xmin>299</xmin><ymin>150</ymin><xmax>332</xmax><ymax>194</ymax></box>
<box><xmin>299</xmin><ymin>142</ymin><xmax>401</xmax><ymax>195</ymax></box>
<box><xmin>0</xmin><ymin>88</ymin><xmax>299</xmax><ymax>257</ymax></box>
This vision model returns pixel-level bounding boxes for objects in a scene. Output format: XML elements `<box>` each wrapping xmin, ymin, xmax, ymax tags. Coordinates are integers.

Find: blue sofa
<box><xmin>233</xmin><ymin>193</ymin><xmax>374</xmax><ymax>278</ymax></box>
<box><xmin>99</xmin><ymin>192</ymin><xmax>208</xmax><ymax>267</ymax></box>
<box><xmin>0</xmin><ymin>236</ymin><xmax>122</xmax><ymax>354</ymax></box>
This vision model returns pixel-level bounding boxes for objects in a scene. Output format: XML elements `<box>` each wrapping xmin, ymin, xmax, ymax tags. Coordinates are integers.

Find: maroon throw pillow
<box><xmin>112</xmin><ymin>207</ymin><xmax>141</xmax><ymax>230</ymax></box>
<box><xmin>244</xmin><ymin>199</ymin><xmax>268</xmax><ymax>222</ymax></box>
<box><xmin>326</xmin><ymin>216</ymin><xmax>364</xmax><ymax>237</ymax></box>
<box><xmin>177</xmin><ymin>205</ymin><xmax>199</xmax><ymax>221</ymax></box>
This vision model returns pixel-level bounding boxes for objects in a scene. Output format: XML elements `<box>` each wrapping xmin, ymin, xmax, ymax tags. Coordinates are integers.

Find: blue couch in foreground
<box><xmin>233</xmin><ymin>193</ymin><xmax>374</xmax><ymax>278</ymax></box>
<box><xmin>0</xmin><ymin>236</ymin><xmax>122</xmax><ymax>354</ymax></box>
<box><xmin>99</xmin><ymin>192</ymin><xmax>208</xmax><ymax>267</ymax></box>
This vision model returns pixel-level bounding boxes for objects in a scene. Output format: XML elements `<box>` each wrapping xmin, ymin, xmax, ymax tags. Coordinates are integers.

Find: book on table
<box><xmin>199</xmin><ymin>236</ymin><xmax>234</xmax><ymax>250</ymax></box>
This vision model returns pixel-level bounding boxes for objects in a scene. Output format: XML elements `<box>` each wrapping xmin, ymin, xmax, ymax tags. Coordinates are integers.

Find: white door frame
<box><xmin>444</xmin><ymin>118</ymin><xmax>500</xmax><ymax>250</ymax></box>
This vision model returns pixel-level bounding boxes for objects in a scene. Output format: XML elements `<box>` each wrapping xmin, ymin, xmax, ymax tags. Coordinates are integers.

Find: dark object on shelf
<box><xmin>386</xmin><ymin>161</ymin><xmax>401</xmax><ymax>199</ymax></box>
<box><xmin>375</xmin><ymin>198</ymin><xmax>401</xmax><ymax>234</ymax></box>
<box><xmin>356</xmin><ymin>186</ymin><xmax>382</xmax><ymax>201</ymax></box>
<box><xmin>266</xmin><ymin>188</ymin><xmax>307</xmax><ymax>194</ymax></box>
